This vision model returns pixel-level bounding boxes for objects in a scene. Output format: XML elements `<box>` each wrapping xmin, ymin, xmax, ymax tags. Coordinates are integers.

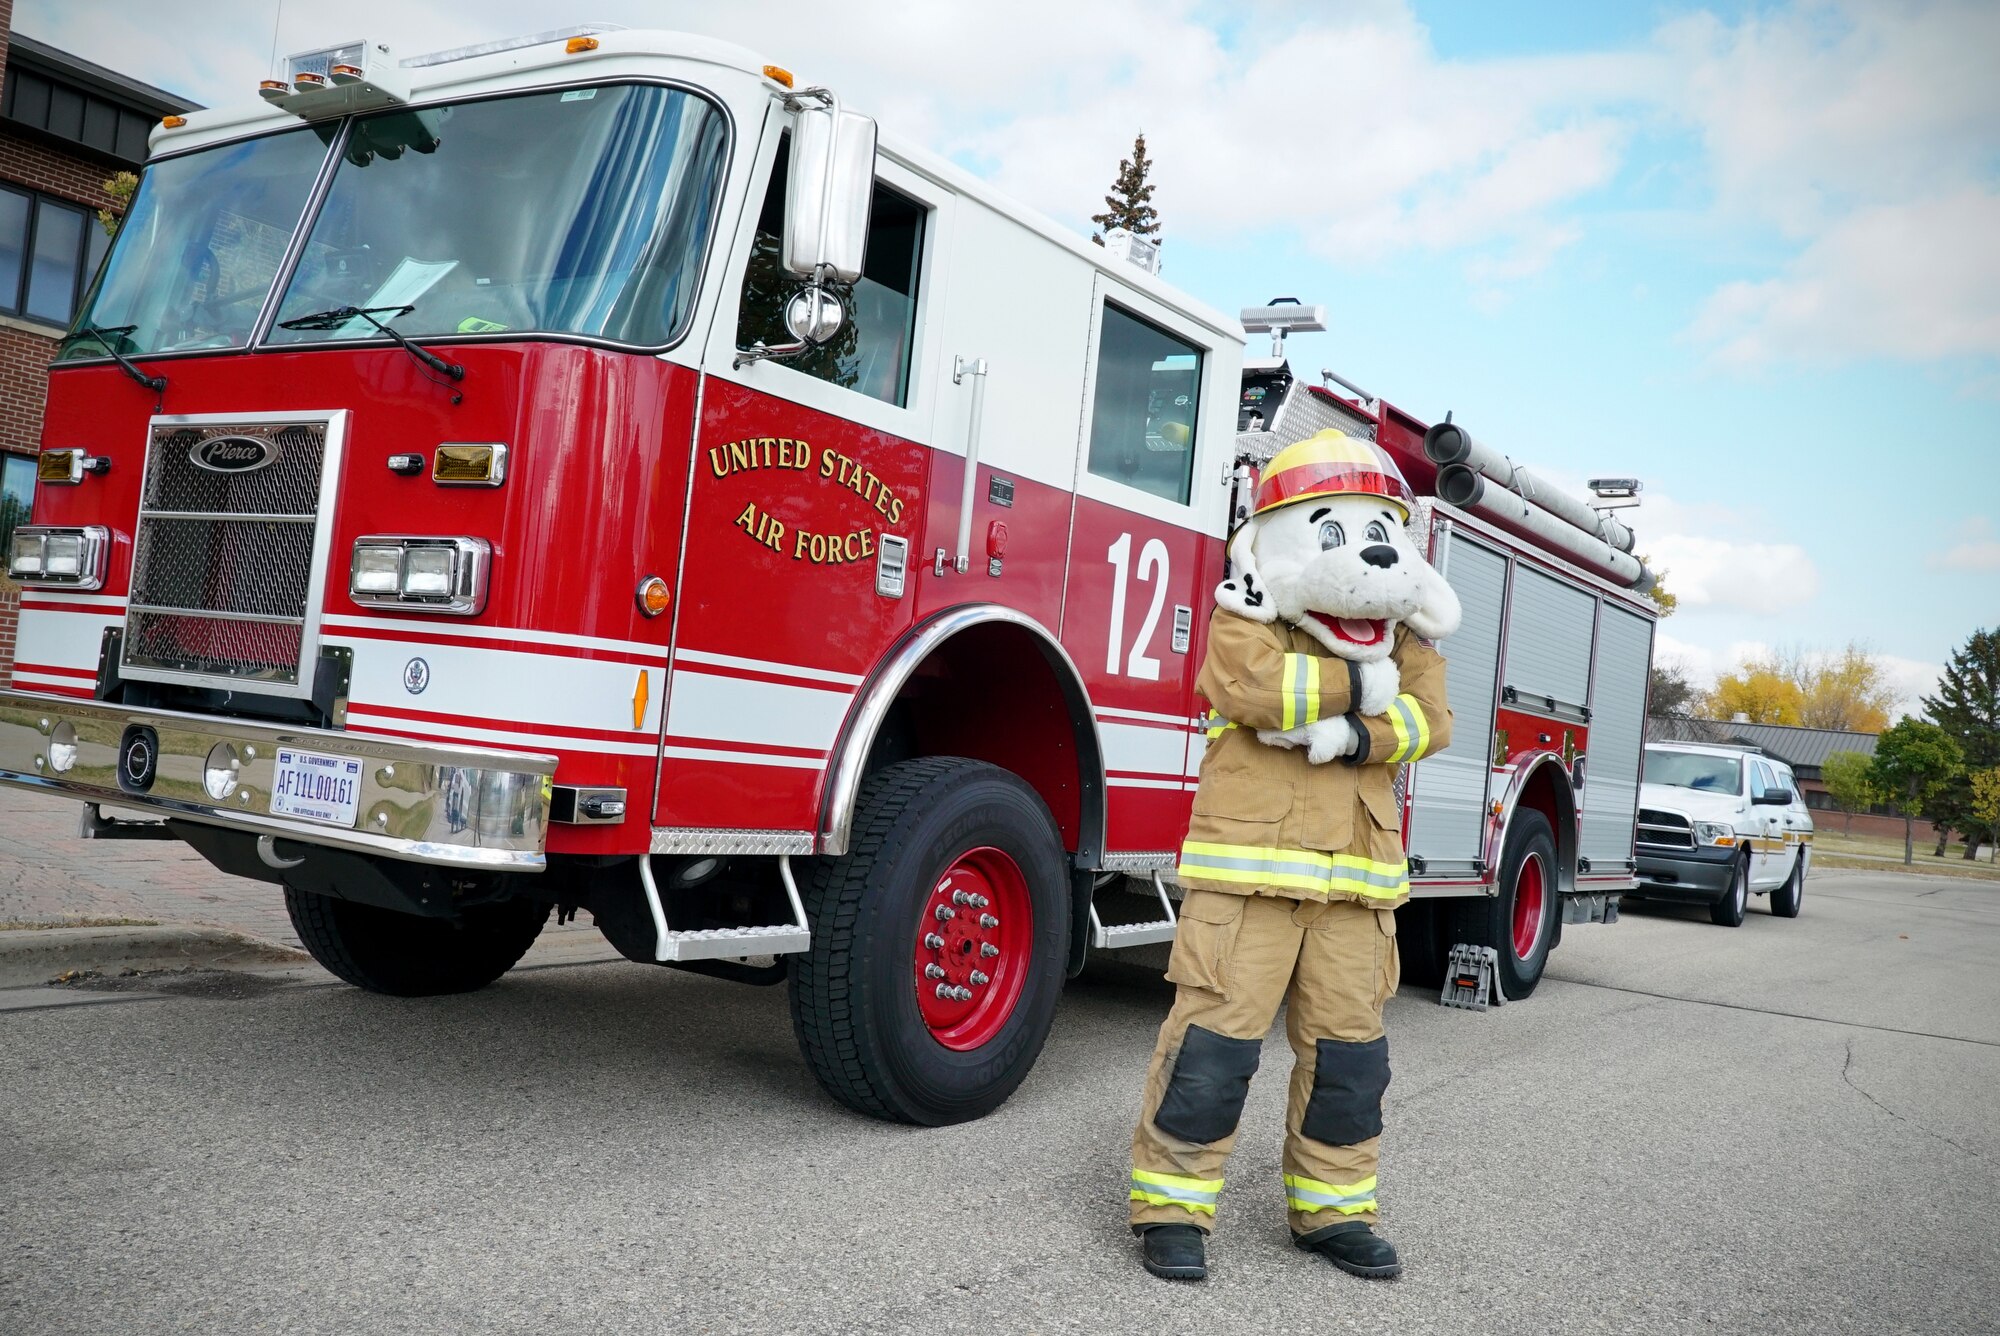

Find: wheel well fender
<box><xmin>1496</xmin><ymin>754</ymin><xmax>1578</xmax><ymax>898</ymax></box>
<box><xmin>818</xmin><ymin>604</ymin><xmax>1107</xmax><ymax>868</ymax></box>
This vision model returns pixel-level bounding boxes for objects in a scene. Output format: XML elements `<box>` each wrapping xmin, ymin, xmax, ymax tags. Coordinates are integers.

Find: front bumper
<box><xmin>0</xmin><ymin>690</ymin><xmax>555</xmax><ymax>870</ymax></box>
<box><xmin>1633</xmin><ymin>842</ymin><xmax>1739</xmax><ymax>901</ymax></box>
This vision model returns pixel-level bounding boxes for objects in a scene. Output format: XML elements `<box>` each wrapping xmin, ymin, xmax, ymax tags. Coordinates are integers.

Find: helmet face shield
<box><xmin>1252</xmin><ymin>430</ymin><xmax>1415</xmax><ymax>523</ymax></box>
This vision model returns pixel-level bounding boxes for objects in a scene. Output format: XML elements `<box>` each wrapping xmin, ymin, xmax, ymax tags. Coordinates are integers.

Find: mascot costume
<box><xmin>1128</xmin><ymin>430</ymin><xmax>1460</xmax><ymax>1282</ymax></box>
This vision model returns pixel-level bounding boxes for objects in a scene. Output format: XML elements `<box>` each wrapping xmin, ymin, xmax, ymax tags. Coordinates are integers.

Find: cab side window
<box><xmin>737</xmin><ymin>140</ymin><xmax>925</xmax><ymax>407</ymax></box>
<box><xmin>1086</xmin><ymin>302</ymin><xmax>1203</xmax><ymax>504</ymax></box>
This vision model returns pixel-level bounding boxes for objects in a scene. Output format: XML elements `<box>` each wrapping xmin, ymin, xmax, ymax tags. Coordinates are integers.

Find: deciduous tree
<box><xmin>1706</xmin><ymin>662</ymin><xmax>1803</xmax><ymax>724</ymax></box>
<box><xmin>1870</xmin><ymin>717</ymin><xmax>1964</xmax><ymax>864</ymax></box>
<box><xmin>1820</xmin><ymin>750</ymin><xmax>1882</xmax><ymax>836</ymax></box>
<box><xmin>1648</xmin><ymin>659</ymin><xmax>1698</xmax><ymax>718</ymax></box>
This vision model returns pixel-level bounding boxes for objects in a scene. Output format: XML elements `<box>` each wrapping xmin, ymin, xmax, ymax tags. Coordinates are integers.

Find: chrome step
<box><xmin>1089</xmin><ymin>869</ymin><xmax>1180</xmax><ymax>950</ymax></box>
<box><xmin>638</xmin><ymin>854</ymin><xmax>812</xmax><ymax>963</ymax></box>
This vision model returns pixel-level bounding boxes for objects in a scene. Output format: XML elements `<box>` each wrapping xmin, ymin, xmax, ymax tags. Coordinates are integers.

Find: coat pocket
<box><xmin>1164</xmin><ymin>890</ymin><xmax>1247</xmax><ymax>1000</ymax></box>
<box><xmin>1358</xmin><ymin>774</ymin><xmax>1401</xmax><ymax>832</ymax></box>
<box><xmin>1190</xmin><ymin>776</ymin><xmax>1293</xmax><ymax>850</ymax></box>
<box><xmin>1300</xmin><ymin>783</ymin><xmax>1355</xmax><ymax>851</ymax></box>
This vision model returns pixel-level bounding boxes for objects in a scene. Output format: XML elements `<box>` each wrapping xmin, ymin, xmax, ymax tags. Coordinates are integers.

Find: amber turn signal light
<box><xmin>566</xmin><ymin>36</ymin><xmax>600</xmax><ymax>53</ymax></box>
<box><xmin>636</xmin><ymin>576</ymin><xmax>671</xmax><ymax>618</ymax></box>
<box><xmin>762</xmin><ymin>64</ymin><xmax>795</xmax><ymax>88</ymax></box>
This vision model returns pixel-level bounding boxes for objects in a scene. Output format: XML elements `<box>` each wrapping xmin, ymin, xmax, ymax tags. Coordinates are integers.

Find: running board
<box><xmin>638</xmin><ymin>854</ymin><xmax>812</xmax><ymax>963</ymax></box>
<box><xmin>1089</xmin><ymin>870</ymin><xmax>1179</xmax><ymax>949</ymax></box>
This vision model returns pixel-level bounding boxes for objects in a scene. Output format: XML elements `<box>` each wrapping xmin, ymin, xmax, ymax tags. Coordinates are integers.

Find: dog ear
<box><xmin>1402</xmin><ymin>560</ymin><xmax>1462</xmax><ymax>641</ymax></box>
<box><xmin>1214</xmin><ymin>522</ymin><xmax>1276</xmax><ymax>623</ymax></box>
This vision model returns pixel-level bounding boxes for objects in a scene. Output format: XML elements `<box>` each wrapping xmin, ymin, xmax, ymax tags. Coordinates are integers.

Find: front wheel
<box><xmin>788</xmin><ymin>757</ymin><xmax>1069</xmax><ymax>1125</ymax></box>
<box><xmin>1709</xmin><ymin>854</ymin><xmax>1750</xmax><ymax>927</ymax></box>
<box><xmin>285</xmin><ymin>887</ymin><xmax>548</xmax><ymax>995</ymax></box>
<box><xmin>1448</xmin><ymin>809</ymin><xmax>1559</xmax><ymax>999</ymax></box>
<box><xmin>1769</xmin><ymin>852</ymin><xmax>1805</xmax><ymax>918</ymax></box>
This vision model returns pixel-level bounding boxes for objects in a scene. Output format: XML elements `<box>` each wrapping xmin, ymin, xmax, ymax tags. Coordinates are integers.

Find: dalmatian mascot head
<box><xmin>1218</xmin><ymin>429</ymin><xmax>1461</xmax><ymax>653</ymax></box>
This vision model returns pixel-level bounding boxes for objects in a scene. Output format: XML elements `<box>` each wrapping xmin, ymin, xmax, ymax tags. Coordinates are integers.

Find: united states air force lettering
<box><xmin>710</xmin><ymin>436</ymin><xmax>906</xmax><ymax>566</ymax></box>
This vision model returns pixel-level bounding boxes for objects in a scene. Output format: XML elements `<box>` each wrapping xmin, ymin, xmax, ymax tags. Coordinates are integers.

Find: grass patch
<box><xmin>0</xmin><ymin>917</ymin><xmax>162</xmax><ymax>931</ymax></box>
<box><xmin>1810</xmin><ymin>831</ymin><xmax>2000</xmax><ymax>881</ymax></box>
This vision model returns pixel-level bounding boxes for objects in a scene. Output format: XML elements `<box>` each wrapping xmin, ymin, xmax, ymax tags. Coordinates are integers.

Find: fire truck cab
<box><xmin>0</xmin><ymin>27</ymin><xmax>1656</xmax><ymax>1125</ymax></box>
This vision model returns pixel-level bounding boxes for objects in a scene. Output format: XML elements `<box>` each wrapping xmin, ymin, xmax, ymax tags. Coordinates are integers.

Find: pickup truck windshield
<box><xmin>58</xmin><ymin>125</ymin><xmax>336</xmax><ymax>360</ymax></box>
<box><xmin>1643</xmin><ymin>750</ymin><xmax>1742</xmax><ymax>793</ymax></box>
<box><xmin>269</xmin><ymin>83</ymin><xmax>727</xmax><ymax>348</ymax></box>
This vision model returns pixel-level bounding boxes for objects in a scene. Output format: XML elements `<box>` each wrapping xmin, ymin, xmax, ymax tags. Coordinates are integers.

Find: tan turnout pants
<box><xmin>1129</xmin><ymin>890</ymin><xmax>1399</xmax><ymax>1236</ymax></box>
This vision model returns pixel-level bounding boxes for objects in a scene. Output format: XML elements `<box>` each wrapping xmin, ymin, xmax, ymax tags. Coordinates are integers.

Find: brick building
<box><xmin>0</xmin><ymin>0</ymin><xmax>195</xmax><ymax>685</ymax></box>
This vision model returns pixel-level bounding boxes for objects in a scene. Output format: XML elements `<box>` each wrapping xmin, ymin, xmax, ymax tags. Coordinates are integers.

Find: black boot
<box><xmin>1294</xmin><ymin>1221</ymin><xmax>1402</xmax><ymax>1279</ymax></box>
<box><xmin>1137</xmin><ymin>1224</ymin><xmax>1208</xmax><ymax>1281</ymax></box>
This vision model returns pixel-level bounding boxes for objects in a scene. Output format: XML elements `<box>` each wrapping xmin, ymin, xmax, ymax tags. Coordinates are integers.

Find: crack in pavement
<box><xmin>1544</xmin><ymin>976</ymin><xmax>2000</xmax><ymax>1048</ymax></box>
<box><xmin>1841</xmin><ymin>1038</ymin><xmax>1984</xmax><ymax>1161</ymax></box>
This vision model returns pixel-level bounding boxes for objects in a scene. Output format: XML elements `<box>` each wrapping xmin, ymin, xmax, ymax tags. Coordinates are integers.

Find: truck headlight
<box><xmin>348</xmin><ymin>536</ymin><xmax>490</xmax><ymax>616</ymax></box>
<box><xmin>6</xmin><ymin>526</ymin><xmax>109</xmax><ymax>589</ymax></box>
<box><xmin>1694</xmin><ymin>822</ymin><xmax>1734</xmax><ymax>846</ymax></box>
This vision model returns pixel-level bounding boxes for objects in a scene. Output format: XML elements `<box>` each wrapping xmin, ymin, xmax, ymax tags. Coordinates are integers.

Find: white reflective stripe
<box><xmin>19</xmin><ymin>591</ymin><xmax>129</xmax><ymax>609</ymax></box>
<box><xmin>674</xmin><ymin>647</ymin><xmax>863</xmax><ymax>688</ymax></box>
<box><xmin>665</xmin><ymin>670</ymin><xmax>851</xmax><ymax>752</ymax></box>
<box><xmin>1108</xmin><ymin>776</ymin><xmax>1195</xmax><ymax>790</ymax></box>
<box><xmin>1184</xmin><ymin>732</ymin><xmax>1207</xmax><ymax>775</ymax></box>
<box><xmin>344</xmin><ymin>711</ymin><xmax>653</xmax><ymax>756</ymax></box>
<box><xmin>660</xmin><ymin>744</ymin><xmax>823</xmax><ymax>771</ymax></box>
<box><xmin>1099</xmin><ymin>720</ymin><xmax>1189</xmax><ymax>778</ymax></box>
<box><xmin>1095</xmin><ymin>704</ymin><xmax>1193</xmax><ymax>727</ymax></box>
<box><xmin>344</xmin><ymin>639</ymin><xmax>662</xmax><ymax>735</ymax></box>
<box><xmin>9</xmin><ymin>670</ymin><xmax>93</xmax><ymax>691</ymax></box>
<box><xmin>321</xmin><ymin>613</ymin><xmax>670</xmax><ymax>660</ymax></box>
<box><xmin>15</xmin><ymin>608</ymin><xmax>121</xmax><ymax>672</ymax></box>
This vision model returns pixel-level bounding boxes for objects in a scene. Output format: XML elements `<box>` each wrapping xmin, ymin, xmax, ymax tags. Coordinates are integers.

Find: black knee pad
<box><xmin>1301</xmin><ymin>1035</ymin><xmax>1390</xmax><ymax>1146</ymax></box>
<box><xmin>1153</xmin><ymin>1025</ymin><xmax>1262</xmax><ymax>1145</ymax></box>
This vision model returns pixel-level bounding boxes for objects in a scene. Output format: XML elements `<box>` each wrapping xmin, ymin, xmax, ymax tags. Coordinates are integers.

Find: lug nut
<box><xmin>970</xmin><ymin>970</ymin><xmax>990</xmax><ymax>986</ymax></box>
<box><xmin>925</xmin><ymin>964</ymin><xmax>946</xmax><ymax>980</ymax></box>
<box><xmin>924</xmin><ymin>932</ymin><xmax>945</xmax><ymax>950</ymax></box>
<box><xmin>981</xmin><ymin>943</ymin><xmax>999</xmax><ymax>958</ymax></box>
<box><xmin>951</xmin><ymin>890</ymin><xmax>972</xmax><ymax>906</ymax></box>
<box><xmin>979</xmin><ymin>913</ymin><xmax>999</xmax><ymax>929</ymax></box>
<box><xmin>970</xmin><ymin>893</ymin><xmax>989</xmax><ymax>908</ymax></box>
<box><xmin>936</xmin><ymin>983</ymin><xmax>953</xmax><ymax>1000</ymax></box>
<box><xmin>955</xmin><ymin>986</ymin><xmax>973</xmax><ymax>1001</ymax></box>
<box><xmin>935</xmin><ymin>906</ymin><xmax>956</xmax><ymax>921</ymax></box>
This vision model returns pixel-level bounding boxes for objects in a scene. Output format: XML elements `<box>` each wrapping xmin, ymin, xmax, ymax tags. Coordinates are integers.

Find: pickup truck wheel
<box><xmin>284</xmin><ymin>888</ymin><xmax>548</xmax><ymax>995</ymax></box>
<box><xmin>788</xmin><ymin>757</ymin><xmax>1068</xmax><ymax>1125</ymax></box>
<box><xmin>1709</xmin><ymin>855</ymin><xmax>1750</xmax><ymax>927</ymax></box>
<box><xmin>1447</xmin><ymin>809</ymin><xmax>1558</xmax><ymax>999</ymax></box>
<box><xmin>1769</xmin><ymin>853</ymin><xmax>1805</xmax><ymax>919</ymax></box>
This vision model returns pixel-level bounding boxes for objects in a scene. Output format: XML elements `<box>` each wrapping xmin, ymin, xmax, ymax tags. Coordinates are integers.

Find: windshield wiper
<box><xmin>278</xmin><ymin>304</ymin><xmax>465</xmax><ymax>398</ymax></box>
<box><xmin>61</xmin><ymin>323</ymin><xmax>168</xmax><ymax>397</ymax></box>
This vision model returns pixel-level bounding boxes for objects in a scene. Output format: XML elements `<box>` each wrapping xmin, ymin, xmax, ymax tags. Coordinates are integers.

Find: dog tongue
<box><xmin>1309</xmin><ymin>613</ymin><xmax>1386</xmax><ymax>645</ymax></box>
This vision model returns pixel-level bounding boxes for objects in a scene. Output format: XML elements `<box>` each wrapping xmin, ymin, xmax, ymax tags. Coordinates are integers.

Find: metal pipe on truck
<box><xmin>1436</xmin><ymin>463</ymin><xmax>1656</xmax><ymax>592</ymax></box>
<box><xmin>1424</xmin><ymin>422</ymin><xmax>1636</xmax><ymax>553</ymax></box>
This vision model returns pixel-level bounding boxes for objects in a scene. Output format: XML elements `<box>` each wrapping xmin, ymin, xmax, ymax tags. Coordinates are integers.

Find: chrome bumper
<box><xmin>0</xmin><ymin>690</ymin><xmax>555</xmax><ymax>870</ymax></box>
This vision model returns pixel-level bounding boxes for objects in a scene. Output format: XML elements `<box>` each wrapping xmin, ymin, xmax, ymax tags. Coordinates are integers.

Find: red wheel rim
<box><xmin>913</xmin><ymin>846</ymin><xmax>1033</xmax><ymax>1051</ymax></box>
<box><xmin>1511</xmin><ymin>851</ymin><xmax>1547</xmax><ymax>962</ymax></box>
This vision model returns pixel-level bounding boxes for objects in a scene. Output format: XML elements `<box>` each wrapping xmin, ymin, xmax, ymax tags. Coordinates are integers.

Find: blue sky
<box><xmin>23</xmin><ymin>0</ymin><xmax>1997</xmax><ymax>712</ymax></box>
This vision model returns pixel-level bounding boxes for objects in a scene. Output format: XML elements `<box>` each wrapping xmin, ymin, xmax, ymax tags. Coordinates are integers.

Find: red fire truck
<box><xmin>0</xmin><ymin>27</ymin><xmax>1656</xmax><ymax>1124</ymax></box>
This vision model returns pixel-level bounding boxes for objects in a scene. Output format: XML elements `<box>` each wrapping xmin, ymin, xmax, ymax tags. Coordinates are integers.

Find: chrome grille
<box><xmin>122</xmin><ymin>417</ymin><xmax>338</xmax><ymax>695</ymax></box>
<box><xmin>1637</xmin><ymin>808</ymin><xmax>1694</xmax><ymax>849</ymax></box>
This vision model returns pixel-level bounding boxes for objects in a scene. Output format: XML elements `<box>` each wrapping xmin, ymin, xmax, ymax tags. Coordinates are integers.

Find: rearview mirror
<box><xmin>782</xmin><ymin>99</ymin><xmax>877</xmax><ymax>284</ymax></box>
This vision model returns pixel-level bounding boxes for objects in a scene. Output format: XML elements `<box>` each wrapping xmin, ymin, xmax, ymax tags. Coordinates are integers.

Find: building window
<box><xmin>0</xmin><ymin>454</ymin><xmax>35</xmax><ymax>556</ymax></box>
<box><xmin>1086</xmin><ymin>303</ymin><xmax>1204</xmax><ymax>504</ymax></box>
<box><xmin>0</xmin><ymin>185</ymin><xmax>107</xmax><ymax>328</ymax></box>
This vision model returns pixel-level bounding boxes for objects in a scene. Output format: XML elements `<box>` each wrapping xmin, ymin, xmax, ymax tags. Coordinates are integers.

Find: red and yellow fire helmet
<box><xmin>1252</xmin><ymin>429</ymin><xmax>1415</xmax><ymax>522</ymax></box>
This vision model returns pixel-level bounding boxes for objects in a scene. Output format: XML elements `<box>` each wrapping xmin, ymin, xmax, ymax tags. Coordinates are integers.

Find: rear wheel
<box><xmin>1447</xmin><ymin>809</ymin><xmax>1559</xmax><ymax>999</ymax></box>
<box><xmin>284</xmin><ymin>888</ymin><xmax>548</xmax><ymax>996</ymax></box>
<box><xmin>788</xmin><ymin>757</ymin><xmax>1069</xmax><ymax>1125</ymax></box>
<box><xmin>1709</xmin><ymin>854</ymin><xmax>1749</xmax><ymax>927</ymax></box>
<box><xmin>1769</xmin><ymin>853</ymin><xmax>1805</xmax><ymax>918</ymax></box>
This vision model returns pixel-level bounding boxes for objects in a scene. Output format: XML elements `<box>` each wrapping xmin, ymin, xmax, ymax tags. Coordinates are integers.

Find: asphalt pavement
<box><xmin>2</xmin><ymin>860</ymin><xmax>1996</xmax><ymax>1334</ymax></box>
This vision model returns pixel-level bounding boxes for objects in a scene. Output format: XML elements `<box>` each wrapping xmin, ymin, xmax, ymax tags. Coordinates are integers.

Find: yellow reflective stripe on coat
<box><xmin>1203</xmin><ymin>710</ymin><xmax>1237</xmax><ymax>740</ymax></box>
<box><xmin>1281</xmin><ymin>652</ymin><xmax>1322</xmax><ymax>730</ymax></box>
<box><xmin>1284</xmin><ymin>1172</ymin><xmax>1377</xmax><ymax>1215</ymax></box>
<box><xmin>1177</xmin><ymin>841</ymin><xmax>1409</xmax><ymax>900</ymax></box>
<box><xmin>1131</xmin><ymin>1169</ymin><xmax>1224</xmax><ymax>1215</ymax></box>
<box><xmin>1384</xmin><ymin>692</ymin><xmax>1430</xmax><ymax>763</ymax></box>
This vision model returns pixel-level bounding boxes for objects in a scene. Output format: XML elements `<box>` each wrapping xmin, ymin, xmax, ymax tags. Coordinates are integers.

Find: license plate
<box><xmin>269</xmin><ymin>747</ymin><xmax>364</xmax><ymax>828</ymax></box>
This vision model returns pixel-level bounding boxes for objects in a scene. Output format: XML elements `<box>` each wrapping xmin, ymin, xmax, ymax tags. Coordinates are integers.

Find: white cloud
<box><xmin>1928</xmin><ymin>517</ymin><xmax>2000</xmax><ymax>572</ymax></box>
<box><xmin>1880</xmin><ymin>654</ymin><xmax>1943</xmax><ymax>720</ymax></box>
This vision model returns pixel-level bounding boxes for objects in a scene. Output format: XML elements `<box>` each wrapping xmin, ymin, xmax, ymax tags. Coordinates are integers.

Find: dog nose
<box><xmin>1360</xmin><ymin>544</ymin><xmax>1399</xmax><ymax>569</ymax></box>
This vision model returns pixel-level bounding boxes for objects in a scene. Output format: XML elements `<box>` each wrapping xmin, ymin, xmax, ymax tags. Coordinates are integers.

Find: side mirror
<box><xmin>782</xmin><ymin>98</ymin><xmax>877</xmax><ymax>285</ymax></box>
<box><xmin>1754</xmin><ymin>788</ymin><xmax>1793</xmax><ymax>806</ymax></box>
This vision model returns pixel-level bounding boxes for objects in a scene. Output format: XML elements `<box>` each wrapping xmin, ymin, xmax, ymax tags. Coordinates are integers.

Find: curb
<box><xmin>0</xmin><ymin>925</ymin><xmax>310</xmax><ymax>990</ymax></box>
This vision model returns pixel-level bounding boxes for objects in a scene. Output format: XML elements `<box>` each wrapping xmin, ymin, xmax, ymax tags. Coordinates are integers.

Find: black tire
<box><xmin>1392</xmin><ymin>898</ymin><xmax>1449</xmax><ymax>990</ymax></box>
<box><xmin>1447</xmin><ymin>809</ymin><xmax>1559</xmax><ymax>999</ymax></box>
<box><xmin>788</xmin><ymin>757</ymin><xmax>1069</xmax><ymax>1125</ymax></box>
<box><xmin>1709</xmin><ymin>854</ymin><xmax>1749</xmax><ymax>927</ymax></box>
<box><xmin>285</xmin><ymin>888</ymin><xmax>548</xmax><ymax>996</ymax></box>
<box><xmin>1769</xmin><ymin>852</ymin><xmax>1805</xmax><ymax>918</ymax></box>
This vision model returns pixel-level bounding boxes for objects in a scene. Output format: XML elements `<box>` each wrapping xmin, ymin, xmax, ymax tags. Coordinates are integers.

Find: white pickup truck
<box><xmin>1631</xmin><ymin>742</ymin><xmax>1813</xmax><ymax>926</ymax></box>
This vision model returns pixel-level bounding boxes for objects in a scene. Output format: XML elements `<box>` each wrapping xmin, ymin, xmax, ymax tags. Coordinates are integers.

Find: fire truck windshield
<box><xmin>269</xmin><ymin>83</ymin><xmax>728</xmax><ymax>350</ymax></box>
<box><xmin>60</xmin><ymin>82</ymin><xmax>729</xmax><ymax>364</ymax></box>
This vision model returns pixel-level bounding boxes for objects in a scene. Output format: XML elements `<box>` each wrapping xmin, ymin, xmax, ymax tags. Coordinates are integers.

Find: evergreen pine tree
<box><xmin>1091</xmin><ymin>133</ymin><xmax>1160</xmax><ymax>246</ymax></box>
<box><xmin>1920</xmin><ymin>627</ymin><xmax>2000</xmax><ymax>858</ymax></box>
